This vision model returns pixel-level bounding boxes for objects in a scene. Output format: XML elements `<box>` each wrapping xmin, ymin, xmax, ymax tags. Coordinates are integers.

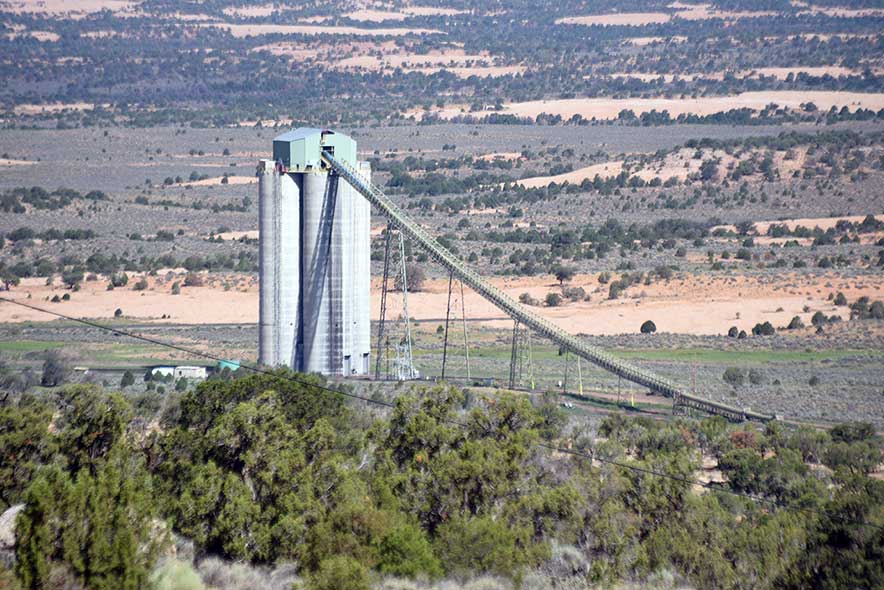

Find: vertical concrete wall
<box><xmin>258</xmin><ymin>161</ymin><xmax>300</xmax><ymax>367</ymax></box>
<box><xmin>352</xmin><ymin>161</ymin><xmax>373</xmax><ymax>375</ymax></box>
<box><xmin>300</xmin><ymin>171</ymin><xmax>335</xmax><ymax>374</ymax></box>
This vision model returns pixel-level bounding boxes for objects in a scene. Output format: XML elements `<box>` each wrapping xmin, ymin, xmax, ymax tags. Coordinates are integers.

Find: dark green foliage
<box><xmin>55</xmin><ymin>385</ymin><xmax>131</xmax><ymax>473</ymax></box>
<box><xmin>376</xmin><ymin>523</ymin><xmax>442</xmax><ymax>578</ymax></box>
<box><xmin>0</xmin><ymin>402</ymin><xmax>57</xmax><ymax>510</ymax></box>
<box><xmin>831</xmin><ymin>422</ymin><xmax>875</xmax><ymax>444</ymax></box>
<box><xmin>120</xmin><ymin>371</ymin><xmax>135</xmax><ymax>388</ymax></box>
<box><xmin>3</xmin><ymin>374</ymin><xmax>883</xmax><ymax>590</ymax></box>
<box><xmin>787</xmin><ymin>316</ymin><xmax>804</xmax><ymax>329</ymax></box>
<box><xmin>752</xmin><ymin>321</ymin><xmax>776</xmax><ymax>336</ymax></box>
<box><xmin>545</xmin><ymin>292</ymin><xmax>563</xmax><ymax>307</ymax></box>
<box><xmin>723</xmin><ymin>367</ymin><xmax>745</xmax><ymax>386</ymax></box>
<box><xmin>640</xmin><ymin>320</ymin><xmax>657</xmax><ymax>334</ymax></box>
<box><xmin>15</xmin><ymin>450</ymin><xmax>161</xmax><ymax>590</ymax></box>
<box><xmin>309</xmin><ymin>556</ymin><xmax>371</xmax><ymax>590</ymax></box>
<box><xmin>40</xmin><ymin>351</ymin><xmax>68</xmax><ymax>387</ymax></box>
<box><xmin>787</xmin><ymin>475</ymin><xmax>884</xmax><ymax>590</ymax></box>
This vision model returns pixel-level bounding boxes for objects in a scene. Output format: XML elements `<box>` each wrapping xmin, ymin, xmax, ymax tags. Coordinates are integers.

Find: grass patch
<box><xmin>0</xmin><ymin>340</ymin><xmax>66</xmax><ymax>353</ymax></box>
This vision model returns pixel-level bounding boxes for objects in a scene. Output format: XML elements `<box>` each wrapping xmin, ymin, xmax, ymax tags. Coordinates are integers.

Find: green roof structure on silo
<box><xmin>272</xmin><ymin>128</ymin><xmax>356</xmax><ymax>171</ymax></box>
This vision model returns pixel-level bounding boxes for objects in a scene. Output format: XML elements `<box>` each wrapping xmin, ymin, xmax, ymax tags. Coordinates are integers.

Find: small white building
<box><xmin>174</xmin><ymin>366</ymin><xmax>208</xmax><ymax>380</ymax></box>
<box><xmin>151</xmin><ymin>365</ymin><xmax>208</xmax><ymax>380</ymax></box>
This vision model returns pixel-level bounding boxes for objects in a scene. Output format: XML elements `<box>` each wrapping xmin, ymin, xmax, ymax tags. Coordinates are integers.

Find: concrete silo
<box><xmin>257</xmin><ymin>160</ymin><xmax>300</xmax><ymax>367</ymax></box>
<box><xmin>259</xmin><ymin>128</ymin><xmax>370</xmax><ymax>375</ymax></box>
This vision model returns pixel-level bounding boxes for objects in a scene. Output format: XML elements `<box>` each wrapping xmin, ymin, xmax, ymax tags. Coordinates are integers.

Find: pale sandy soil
<box><xmin>413</xmin><ymin>91</ymin><xmax>884</xmax><ymax>121</ymax></box>
<box><xmin>80</xmin><ymin>30</ymin><xmax>131</xmax><ymax>39</ymax></box>
<box><xmin>557</xmin><ymin>12</ymin><xmax>671</xmax><ymax>26</ymax></box>
<box><xmin>0</xmin><ymin>275</ymin><xmax>258</xmax><ymax>324</ymax></box>
<box><xmin>4</xmin><ymin>30</ymin><xmax>59</xmax><ymax>41</ymax></box>
<box><xmin>378</xmin><ymin>272</ymin><xmax>884</xmax><ymax>337</ymax></box>
<box><xmin>607</xmin><ymin>66</ymin><xmax>869</xmax><ymax>82</ymax></box>
<box><xmin>344</xmin><ymin>9</ymin><xmax>406</xmax><ymax>22</ymax></box>
<box><xmin>0</xmin><ymin>0</ymin><xmax>136</xmax><ymax>16</ymax></box>
<box><xmin>625</xmin><ymin>36</ymin><xmax>687</xmax><ymax>45</ymax></box>
<box><xmin>234</xmin><ymin>119</ymin><xmax>294</xmax><ymax>128</ymax></box>
<box><xmin>515</xmin><ymin>161</ymin><xmax>625</xmax><ymax>188</ymax></box>
<box><xmin>746</xmin><ymin>66</ymin><xmax>868</xmax><ymax>79</ymax></box>
<box><xmin>515</xmin><ymin>147</ymin><xmax>729</xmax><ymax>188</ymax></box>
<box><xmin>558</xmin><ymin>5</ymin><xmax>779</xmax><ymax>27</ymax></box>
<box><xmin>177</xmin><ymin>175</ymin><xmax>256</xmax><ymax>188</ymax></box>
<box><xmin>0</xmin><ymin>158</ymin><xmax>36</xmax><ymax>166</ymax></box>
<box><xmin>343</xmin><ymin>6</ymin><xmax>467</xmax><ymax>21</ymax></box>
<box><xmin>334</xmin><ymin>48</ymin><xmax>522</xmax><ymax>77</ymax></box>
<box><xmin>401</xmin><ymin>6</ymin><xmax>467</xmax><ymax>17</ymax></box>
<box><xmin>4</xmin><ymin>272</ymin><xmax>882</xmax><ymax>336</ymax></box>
<box><xmin>798</xmin><ymin>5</ymin><xmax>884</xmax><ymax>18</ymax></box>
<box><xmin>673</xmin><ymin>3</ymin><xmax>778</xmax><ymax>21</ymax></box>
<box><xmin>477</xmin><ymin>152</ymin><xmax>522</xmax><ymax>162</ymax></box>
<box><xmin>222</xmin><ymin>4</ymin><xmax>278</xmax><ymax>18</ymax></box>
<box><xmin>12</xmin><ymin>102</ymin><xmax>97</xmax><ymax>115</ymax></box>
<box><xmin>155</xmin><ymin>11</ymin><xmax>217</xmax><ymax>22</ymax></box>
<box><xmin>215</xmin><ymin>230</ymin><xmax>259</xmax><ymax>241</ymax></box>
<box><xmin>203</xmin><ymin>23</ymin><xmax>444</xmax><ymax>38</ymax></box>
<box><xmin>407</xmin><ymin>65</ymin><xmax>525</xmax><ymax>78</ymax></box>
<box><xmin>251</xmin><ymin>42</ymin><xmax>319</xmax><ymax>60</ymax></box>
<box><xmin>713</xmin><ymin>214</ymin><xmax>883</xmax><ymax>235</ymax></box>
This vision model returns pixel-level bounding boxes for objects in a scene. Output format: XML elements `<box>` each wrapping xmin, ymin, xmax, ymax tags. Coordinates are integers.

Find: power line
<box><xmin>0</xmin><ymin>296</ymin><xmax>393</xmax><ymax>410</ymax></box>
<box><xmin>1</xmin><ymin>295</ymin><xmax>882</xmax><ymax>532</ymax></box>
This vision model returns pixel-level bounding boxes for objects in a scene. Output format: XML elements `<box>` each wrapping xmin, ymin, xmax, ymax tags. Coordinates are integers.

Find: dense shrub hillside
<box><xmin>0</xmin><ymin>372</ymin><xmax>882</xmax><ymax>589</ymax></box>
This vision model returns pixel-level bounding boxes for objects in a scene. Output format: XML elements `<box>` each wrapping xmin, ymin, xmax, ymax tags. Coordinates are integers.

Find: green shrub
<box><xmin>723</xmin><ymin>367</ymin><xmax>745</xmax><ymax>387</ymax></box>
<box><xmin>377</xmin><ymin>523</ymin><xmax>442</xmax><ymax>579</ymax></box>
<box><xmin>309</xmin><ymin>556</ymin><xmax>370</xmax><ymax>590</ymax></box>
<box><xmin>149</xmin><ymin>559</ymin><xmax>204</xmax><ymax>590</ymax></box>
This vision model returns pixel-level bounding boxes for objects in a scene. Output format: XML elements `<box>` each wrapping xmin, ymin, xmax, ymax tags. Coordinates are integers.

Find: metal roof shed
<box><xmin>273</xmin><ymin>128</ymin><xmax>356</xmax><ymax>171</ymax></box>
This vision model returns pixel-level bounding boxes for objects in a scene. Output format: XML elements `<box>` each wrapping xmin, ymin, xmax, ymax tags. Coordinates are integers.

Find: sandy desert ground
<box><xmin>415</xmin><ymin>91</ymin><xmax>884</xmax><ymax>121</ymax></box>
<box><xmin>202</xmin><ymin>23</ymin><xmax>444</xmax><ymax>38</ymax></box>
<box><xmin>3</xmin><ymin>269</ymin><xmax>882</xmax><ymax>338</ymax></box>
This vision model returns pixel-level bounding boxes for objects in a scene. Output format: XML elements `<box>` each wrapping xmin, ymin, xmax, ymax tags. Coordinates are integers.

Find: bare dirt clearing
<box><xmin>343</xmin><ymin>6</ymin><xmax>467</xmax><ymax>21</ymax></box>
<box><xmin>608</xmin><ymin>66</ymin><xmax>871</xmax><ymax>82</ymax></box>
<box><xmin>7</xmin><ymin>271</ymin><xmax>880</xmax><ymax>339</ymax></box>
<box><xmin>203</xmin><ymin>23</ymin><xmax>444</xmax><ymax>38</ymax></box>
<box><xmin>0</xmin><ymin>0</ymin><xmax>137</xmax><ymax>17</ymax></box>
<box><xmin>713</xmin><ymin>214</ymin><xmax>882</xmax><ymax>235</ymax></box>
<box><xmin>11</xmin><ymin>102</ymin><xmax>98</xmax><ymax>115</ymax></box>
<box><xmin>672</xmin><ymin>3</ymin><xmax>778</xmax><ymax>21</ymax></box>
<box><xmin>416</xmin><ymin>91</ymin><xmax>884</xmax><ymax>121</ymax></box>
<box><xmin>384</xmin><ymin>272</ymin><xmax>884</xmax><ymax>337</ymax></box>
<box><xmin>515</xmin><ymin>161</ymin><xmax>626</xmax><ymax>188</ymax></box>
<box><xmin>625</xmin><ymin>36</ymin><xmax>687</xmax><ymax>45</ymax></box>
<box><xmin>178</xmin><ymin>175</ymin><xmax>256</xmax><ymax>188</ymax></box>
<box><xmin>0</xmin><ymin>276</ymin><xmax>257</xmax><ymax>325</ymax></box>
<box><xmin>335</xmin><ymin>50</ymin><xmax>522</xmax><ymax>77</ymax></box>
<box><xmin>557</xmin><ymin>12</ymin><xmax>671</xmax><ymax>26</ymax></box>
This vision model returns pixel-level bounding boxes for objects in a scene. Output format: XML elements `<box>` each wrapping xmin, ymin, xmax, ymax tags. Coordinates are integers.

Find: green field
<box><xmin>416</xmin><ymin>344</ymin><xmax>883</xmax><ymax>364</ymax></box>
<box><xmin>0</xmin><ymin>340</ymin><xmax>66</xmax><ymax>353</ymax></box>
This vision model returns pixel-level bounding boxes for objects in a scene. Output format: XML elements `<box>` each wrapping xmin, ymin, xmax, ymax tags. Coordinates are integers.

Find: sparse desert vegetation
<box><xmin>1</xmin><ymin>0</ymin><xmax>883</xmax><ymax>588</ymax></box>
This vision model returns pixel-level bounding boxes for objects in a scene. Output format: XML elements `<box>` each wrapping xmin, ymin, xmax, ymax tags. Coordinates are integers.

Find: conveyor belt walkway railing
<box><xmin>322</xmin><ymin>151</ymin><xmax>774</xmax><ymax>422</ymax></box>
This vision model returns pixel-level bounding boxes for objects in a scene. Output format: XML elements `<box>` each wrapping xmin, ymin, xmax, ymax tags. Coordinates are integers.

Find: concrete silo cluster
<box><xmin>257</xmin><ymin>128</ymin><xmax>371</xmax><ymax>375</ymax></box>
